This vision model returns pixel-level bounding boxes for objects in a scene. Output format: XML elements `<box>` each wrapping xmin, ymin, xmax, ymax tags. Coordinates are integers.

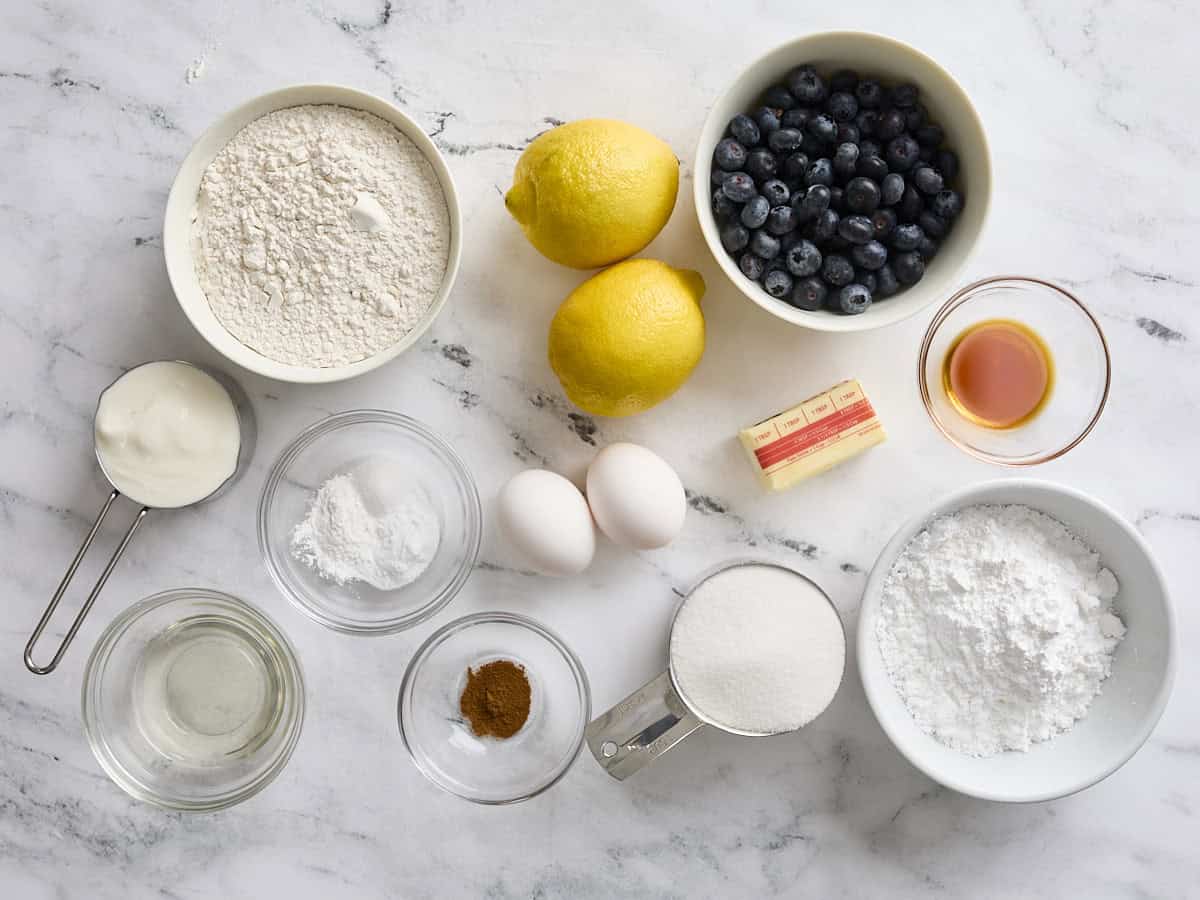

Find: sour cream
<box><xmin>93</xmin><ymin>361</ymin><xmax>241</xmax><ymax>508</ymax></box>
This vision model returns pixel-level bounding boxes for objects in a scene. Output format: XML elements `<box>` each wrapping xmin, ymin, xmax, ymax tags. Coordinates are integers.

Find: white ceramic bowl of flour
<box><xmin>164</xmin><ymin>84</ymin><xmax>462</xmax><ymax>383</ymax></box>
<box><xmin>858</xmin><ymin>479</ymin><xmax>1175</xmax><ymax>802</ymax></box>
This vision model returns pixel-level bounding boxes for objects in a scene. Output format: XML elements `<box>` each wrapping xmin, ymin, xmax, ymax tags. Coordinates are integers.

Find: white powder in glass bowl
<box><xmin>192</xmin><ymin>104</ymin><xmax>449</xmax><ymax>367</ymax></box>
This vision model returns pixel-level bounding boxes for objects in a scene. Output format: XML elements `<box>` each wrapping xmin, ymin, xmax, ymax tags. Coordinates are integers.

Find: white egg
<box><xmin>586</xmin><ymin>443</ymin><xmax>686</xmax><ymax>550</ymax></box>
<box><xmin>496</xmin><ymin>469</ymin><xmax>596</xmax><ymax>576</ymax></box>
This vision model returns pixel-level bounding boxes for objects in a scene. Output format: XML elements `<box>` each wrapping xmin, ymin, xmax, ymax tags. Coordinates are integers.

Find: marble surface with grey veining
<box><xmin>2</xmin><ymin>1</ymin><xmax>1199</xmax><ymax>897</ymax></box>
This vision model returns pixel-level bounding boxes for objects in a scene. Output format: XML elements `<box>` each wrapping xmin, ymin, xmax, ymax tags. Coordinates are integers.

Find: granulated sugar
<box><xmin>877</xmin><ymin>503</ymin><xmax>1126</xmax><ymax>757</ymax></box>
<box><xmin>193</xmin><ymin>104</ymin><xmax>449</xmax><ymax>367</ymax></box>
<box><xmin>669</xmin><ymin>564</ymin><xmax>845</xmax><ymax>734</ymax></box>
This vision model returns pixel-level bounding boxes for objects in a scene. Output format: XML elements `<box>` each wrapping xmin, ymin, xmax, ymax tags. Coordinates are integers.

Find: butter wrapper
<box><xmin>738</xmin><ymin>380</ymin><xmax>886</xmax><ymax>491</ymax></box>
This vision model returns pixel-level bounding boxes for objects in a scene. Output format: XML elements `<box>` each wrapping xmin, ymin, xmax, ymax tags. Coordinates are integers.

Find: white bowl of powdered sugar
<box><xmin>858</xmin><ymin>479</ymin><xmax>1175</xmax><ymax>803</ymax></box>
<box><xmin>164</xmin><ymin>85</ymin><xmax>462</xmax><ymax>383</ymax></box>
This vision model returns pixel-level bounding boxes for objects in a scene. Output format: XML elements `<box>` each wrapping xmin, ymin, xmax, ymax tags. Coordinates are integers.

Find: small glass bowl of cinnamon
<box><xmin>918</xmin><ymin>276</ymin><xmax>1111</xmax><ymax>466</ymax></box>
<box><xmin>398</xmin><ymin>611</ymin><xmax>590</xmax><ymax>804</ymax></box>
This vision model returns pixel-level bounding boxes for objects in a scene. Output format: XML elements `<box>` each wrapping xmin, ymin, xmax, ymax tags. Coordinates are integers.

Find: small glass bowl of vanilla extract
<box><xmin>918</xmin><ymin>276</ymin><xmax>1110</xmax><ymax>465</ymax></box>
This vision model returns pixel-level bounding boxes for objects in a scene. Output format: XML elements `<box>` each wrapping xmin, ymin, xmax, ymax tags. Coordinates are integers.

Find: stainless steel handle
<box><xmin>585</xmin><ymin>670</ymin><xmax>704</xmax><ymax>780</ymax></box>
<box><xmin>24</xmin><ymin>490</ymin><xmax>149</xmax><ymax>675</ymax></box>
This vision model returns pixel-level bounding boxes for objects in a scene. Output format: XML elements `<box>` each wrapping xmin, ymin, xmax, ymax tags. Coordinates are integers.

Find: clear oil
<box><xmin>133</xmin><ymin>616</ymin><xmax>284</xmax><ymax>764</ymax></box>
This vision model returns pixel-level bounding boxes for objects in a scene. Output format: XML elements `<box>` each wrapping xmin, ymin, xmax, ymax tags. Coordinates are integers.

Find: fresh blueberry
<box><xmin>808</xmin><ymin>208</ymin><xmax>839</xmax><ymax>242</ymax></box>
<box><xmin>761</xmin><ymin>179</ymin><xmax>790</xmax><ymax>206</ymax></box>
<box><xmin>766</xmin><ymin>205</ymin><xmax>798</xmax><ymax>235</ymax></box>
<box><xmin>929</xmin><ymin>189</ymin><xmax>963</xmax><ymax>220</ymax></box>
<box><xmin>904</xmin><ymin>104</ymin><xmax>927</xmax><ymax>132</ymax></box>
<box><xmin>913</xmin><ymin>166</ymin><xmax>944</xmax><ymax>195</ymax></box>
<box><xmin>829</xmin><ymin>69</ymin><xmax>859</xmax><ymax>93</ymax></box>
<box><xmin>784</xmin><ymin>239</ymin><xmax>823</xmax><ymax>276</ymax></box>
<box><xmin>711</xmin><ymin>189</ymin><xmax>738</xmax><ymax>223</ymax></box>
<box><xmin>858</xmin><ymin>139</ymin><xmax>882</xmax><ymax>160</ymax></box>
<box><xmin>936</xmin><ymin>149</ymin><xmax>960</xmax><ymax>181</ymax></box>
<box><xmin>885</xmin><ymin>136</ymin><xmax>920</xmax><ymax>172</ymax></box>
<box><xmin>797</xmin><ymin>132</ymin><xmax>824</xmax><ymax>157</ymax></box>
<box><xmin>827</xmin><ymin>233</ymin><xmax>851</xmax><ymax>252</ymax></box>
<box><xmin>837</xmin><ymin>283</ymin><xmax>872</xmax><ymax>314</ymax></box>
<box><xmin>786</xmin><ymin>65</ymin><xmax>828</xmax><ymax>104</ymax></box>
<box><xmin>845</xmin><ymin>177</ymin><xmax>882</xmax><ymax>215</ymax></box>
<box><xmin>739</xmin><ymin>251</ymin><xmax>765</xmax><ymax>281</ymax></box>
<box><xmin>728</xmin><ymin>113</ymin><xmax>761</xmax><ymax>147</ymax></box>
<box><xmin>722</xmin><ymin>172</ymin><xmax>757</xmax><ymax>202</ymax></box>
<box><xmin>789</xmin><ymin>276</ymin><xmax>827</xmax><ymax>311</ymax></box>
<box><xmin>762</xmin><ymin>84</ymin><xmax>796</xmax><ymax>111</ymax></box>
<box><xmin>851</xmin><ymin>239</ymin><xmax>888</xmax><ymax>270</ymax></box>
<box><xmin>893</xmin><ymin>250</ymin><xmax>924</xmax><ymax>285</ymax></box>
<box><xmin>754</xmin><ymin>106</ymin><xmax>782</xmax><ymax>136</ymax></box>
<box><xmin>828</xmin><ymin>185</ymin><xmax>846</xmax><ymax>213</ymax></box>
<box><xmin>714</xmin><ymin>138</ymin><xmax>747</xmax><ymax>172</ymax></box>
<box><xmin>764</xmin><ymin>268</ymin><xmax>794</xmax><ymax>299</ymax></box>
<box><xmin>918</xmin><ymin>210</ymin><xmax>947</xmax><ymax>238</ymax></box>
<box><xmin>899</xmin><ymin>185</ymin><xmax>924</xmax><ymax>221</ymax></box>
<box><xmin>890</xmin><ymin>223</ymin><xmax>924</xmax><ymax>251</ymax></box>
<box><xmin>711</xmin><ymin>167</ymin><xmax>730</xmax><ymax>187</ymax></box>
<box><xmin>875</xmin><ymin>263</ymin><xmax>899</xmax><ymax>297</ymax></box>
<box><xmin>836</xmin><ymin>122</ymin><xmax>860</xmax><ymax>145</ymax></box>
<box><xmin>833</xmin><ymin>142</ymin><xmax>860</xmax><ymax>179</ymax></box>
<box><xmin>838</xmin><ymin>214</ymin><xmax>874</xmax><ymax>244</ymax></box>
<box><xmin>720</xmin><ymin>222</ymin><xmax>750</xmax><ymax>253</ymax></box>
<box><xmin>750</xmin><ymin>229</ymin><xmax>781</xmax><ymax>259</ymax></box>
<box><xmin>780</xmin><ymin>151</ymin><xmax>809</xmax><ymax>181</ymax></box>
<box><xmin>739</xmin><ymin>195</ymin><xmax>770</xmax><ymax>229</ymax></box>
<box><xmin>821</xmin><ymin>253</ymin><xmax>855</xmax><ymax>287</ymax></box>
<box><xmin>917</xmin><ymin>234</ymin><xmax>939</xmax><ymax>260</ymax></box>
<box><xmin>828</xmin><ymin>91</ymin><xmax>858</xmax><ymax>122</ymax></box>
<box><xmin>801</xmin><ymin>184</ymin><xmax>832</xmax><ymax>216</ymax></box>
<box><xmin>855</xmin><ymin>80</ymin><xmax>884</xmax><ymax>109</ymax></box>
<box><xmin>890</xmin><ymin>83</ymin><xmax>919</xmax><ymax>109</ymax></box>
<box><xmin>768</xmin><ymin>128</ymin><xmax>804</xmax><ymax>153</ymax></box>
<box><xmin>804</xmin><ymin>158</ymin><xmax>834</xmax><ymax>187</ymax></box>
<box><xmin>806</xmin><ymin>114</ymin><xmax>838</xmax><ymax>144</ymax></box>
<box><xmin>871</xmin><ymin>207</ymin><xmax>897</xmax><ymax>240</ymax></box>
<box><xmin>855</xmin><ymin>269</ymin><xmax>878</xmax><ymax>295</ymax></box>
<box><xmin>745</xmin><ymin>148</ymin><xmax>778</xmax><ymax>182</ymax></box>
<box><xmin>880</xmin><ymin>172</ymin><xmax>905</xmax><ymax>206</ymax></box>
<box><xmin>781</xmin><ymin>107</ymin><xmax>811</xmax><ymax>129</ymax></box>
<box><xmin>876</xmin><ymin>109</ymin><xmax>906</xmax><ymax>141</ymax></box>
<box><xmin>856</xmin><ymin>154</ymin><xmax>889</xmax><ymax>182</ymax></box>
<box><xmin>854</xmin><ymin>109</ymin><xmax>879</xmax><ymax>137</ymax></box>
<box><xmin>918</xmin><ymin>146</ymin><xmax>935</xmax><ymax>164</ymax></box>
<box><xmin>915</xmin><ymin>123</ymin><xmax>944</xmax><ymax>148</ymax></box>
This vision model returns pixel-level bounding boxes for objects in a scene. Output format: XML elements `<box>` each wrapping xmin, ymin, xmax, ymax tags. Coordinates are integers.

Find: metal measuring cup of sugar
<box><xmin>24</xmin><ymin>360</ymin><xmax>256</xmax><ymax>675</ymax></box>
<box><xmin>585</xmin><ymin>559</ymin><xmax>847</xmax><ymax>780</ymax></box>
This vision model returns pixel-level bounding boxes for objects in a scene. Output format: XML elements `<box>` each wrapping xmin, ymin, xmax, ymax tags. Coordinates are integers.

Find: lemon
<box><xmin>505</xmin><ymin>119</ymin><xmax>679</xmax><ymax>269</ymax></box>
<box><xmin>548</xmin><ymin>259</ymin><xmax>705</xmax><ymax>417</ymax></box>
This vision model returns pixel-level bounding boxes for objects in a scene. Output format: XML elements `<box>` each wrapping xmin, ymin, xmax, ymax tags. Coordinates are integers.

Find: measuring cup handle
<box><xmin>24</xmin><ymin>490</ymin><xmax>149</xmax><ymax>675</ymax></box>
<box><xmin>584</xmin><ymin>670</ymin><xmax>704</xmax><ymax>780</ymax></box>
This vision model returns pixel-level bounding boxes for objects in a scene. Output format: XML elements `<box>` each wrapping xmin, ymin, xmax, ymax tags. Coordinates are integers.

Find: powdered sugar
<box><xmin>877</xmin><ymin>504</ymin><xmax>1125</xmax><ymax>757</ymax></box>
<box><xmin>193</xmin><ymin>104</ymin><xmax>449</xmax><ymax>367</ymax></box>
<box><xmin>291</xmin><ymin>457</ymin><xmax>440</xmax><ymax>591</ymax></box>
<box><xmin>669</xmin><ymin>564</ymin><xmax>845</xmax><ymax>734</ymax></box>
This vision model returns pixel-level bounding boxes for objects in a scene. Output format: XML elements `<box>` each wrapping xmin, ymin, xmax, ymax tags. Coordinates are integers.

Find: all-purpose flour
<box><xmin>193</xmin><ymin>104</ymin><xmax>449</xmax><ymax>367</ymax></box>
<box><xmin>877</xmin><ymin>504</ymin><xmax>1126</xmax><ymax>757</ymax></box>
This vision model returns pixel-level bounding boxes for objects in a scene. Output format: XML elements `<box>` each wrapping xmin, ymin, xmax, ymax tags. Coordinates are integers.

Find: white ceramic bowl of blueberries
<box><xmin>694</xmin><ymin>31</ymin><xmax>991</xmax><ymax>331</ymax></box>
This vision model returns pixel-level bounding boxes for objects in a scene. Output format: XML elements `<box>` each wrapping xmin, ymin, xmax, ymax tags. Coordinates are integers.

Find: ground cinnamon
<box><xmin>459</xmin><ymin>659</ymin><xmax>531</xmax><ymax>738</ymax></box>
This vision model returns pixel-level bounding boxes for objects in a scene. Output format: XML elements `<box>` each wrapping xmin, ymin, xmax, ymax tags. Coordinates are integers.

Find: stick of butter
<box><xmin>739</xmin><ymin>380</ymin><xmax>886</xmax><ymax>491</ymax></box>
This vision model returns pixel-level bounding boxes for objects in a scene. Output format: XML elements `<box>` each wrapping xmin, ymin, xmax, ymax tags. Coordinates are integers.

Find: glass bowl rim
<box><xmin>917</xmin><ymin>275</ymin><xmax>1111</xmax><ymax>466</ymax></box>
<box><xmin>80</xmin><ymin>587</ymin><xmax>306</xmax><ymax>812</ymax></box>
<box><xmin>257</xmin><ymin>409</ymin><xmax>483</xmax><ymax>635</ymax></box>
<box><xmin>397</xmin><ymin>610</ymin><xmax>592</xmax><ymax>805</ymax></box>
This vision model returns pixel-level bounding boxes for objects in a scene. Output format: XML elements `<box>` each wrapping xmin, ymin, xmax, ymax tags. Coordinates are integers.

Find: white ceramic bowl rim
<box><xmin>693</xmin><ymin>30</ymin><xmax>993</xmax><ymax>333</ymax></box>
<box><xmin>163</xmin><ymin>83</ymin><xmax>463</xmax><ymax>383</ymax></box>
<box><xmin>857</xmin><ymin>478</ymin><xmax>1177</xmax><ymax>802</ymax></box>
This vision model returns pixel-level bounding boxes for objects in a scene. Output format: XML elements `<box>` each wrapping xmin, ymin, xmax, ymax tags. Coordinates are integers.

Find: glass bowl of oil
<box><xmin>82</xmin><ymin>588</ymin><xmax>305</xmax><ymax>811</ymax></box>
<box><xmin>918</xmin><ymin>276</ymin><xmax>1110</xmax><ymax>465</ymax></box>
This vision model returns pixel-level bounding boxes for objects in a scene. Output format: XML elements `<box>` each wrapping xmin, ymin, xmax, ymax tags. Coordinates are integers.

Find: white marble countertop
<box><xmin>3</xmin><ymin>1</ymin><xmax>1198</xmax><ymax>897</ymax></box>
